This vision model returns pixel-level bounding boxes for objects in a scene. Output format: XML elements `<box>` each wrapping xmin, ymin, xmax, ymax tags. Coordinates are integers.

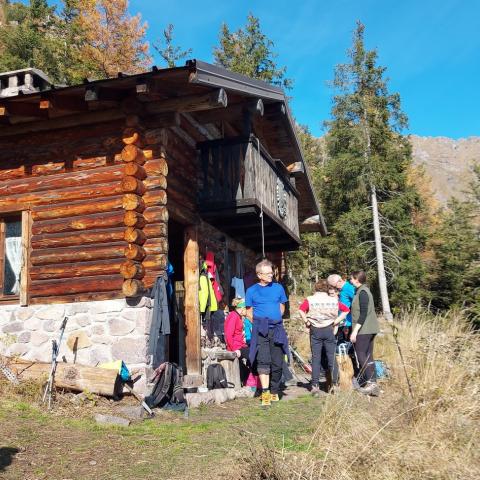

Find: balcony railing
<box><xmin>198</xmin><ymin>136</ymin><xmax>299</xmax><ymax>239</ymax></box>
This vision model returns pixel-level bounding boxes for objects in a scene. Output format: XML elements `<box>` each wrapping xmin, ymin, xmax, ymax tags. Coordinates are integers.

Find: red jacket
<box><xmin>224</xmin><ymin>311</ymin><xmax>247</xmax><ymax>351</ymax></box>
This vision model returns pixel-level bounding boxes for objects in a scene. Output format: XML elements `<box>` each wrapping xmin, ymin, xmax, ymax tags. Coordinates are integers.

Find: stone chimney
<box><xmin>0</xmin><ymin>68</ymin><xmax>52</xmax><ymax>98</ymax></box>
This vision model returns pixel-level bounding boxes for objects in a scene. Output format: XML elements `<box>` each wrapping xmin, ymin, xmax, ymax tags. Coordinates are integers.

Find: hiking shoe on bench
<box><xmin>260</xmin><ymin>391</ymin><xmax>271</xmax><ymax>407</ymax></box>
<box><xmin>270</xmin><ymin>393</ymin><xmax>279</xmax><ymax>402</ymax></box>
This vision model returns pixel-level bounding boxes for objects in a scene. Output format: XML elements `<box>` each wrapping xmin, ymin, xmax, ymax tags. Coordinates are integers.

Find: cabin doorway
<box><xmin>167</xmin><ymin>218</ymin><xmax>186</xmax><ymax>370</ymax></box>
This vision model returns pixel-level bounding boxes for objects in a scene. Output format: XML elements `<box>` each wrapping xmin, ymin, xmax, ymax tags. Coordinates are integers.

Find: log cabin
<box><xmin>0</xmin><ymin>62</ymin><xmax>326</xmax><ymax>391</ymax></box>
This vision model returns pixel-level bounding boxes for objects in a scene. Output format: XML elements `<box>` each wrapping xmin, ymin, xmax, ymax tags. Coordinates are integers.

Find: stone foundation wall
<box><xmin>0</xmin><ymin>297</ymin><xmax>154</xmax><ymax>392</ymax></box>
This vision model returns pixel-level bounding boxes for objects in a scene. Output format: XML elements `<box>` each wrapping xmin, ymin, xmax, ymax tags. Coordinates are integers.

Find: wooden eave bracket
<box><xmin>287</xmin><ymin>161</ymin><xmax>304</xmax><ymax>176</ymax></box>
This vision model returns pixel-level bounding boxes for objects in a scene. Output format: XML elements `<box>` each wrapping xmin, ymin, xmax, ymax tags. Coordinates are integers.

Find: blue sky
<box><xmin>46</xmin><ymin>0</ymin><xmax>479</xmax><ymax>139</ymax></box>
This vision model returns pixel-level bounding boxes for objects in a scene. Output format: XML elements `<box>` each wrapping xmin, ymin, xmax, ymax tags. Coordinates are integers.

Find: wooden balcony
<box><xmin>198</xmin><ymin>136</ymin><xmax>300</xmax><ymax>252</ymax></box>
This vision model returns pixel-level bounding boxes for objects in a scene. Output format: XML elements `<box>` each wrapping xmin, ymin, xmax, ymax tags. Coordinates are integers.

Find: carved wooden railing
<box><xmin>198</xmin><ymin>136</ymin><xmax>299</xmax><ymax>237</ymax></box>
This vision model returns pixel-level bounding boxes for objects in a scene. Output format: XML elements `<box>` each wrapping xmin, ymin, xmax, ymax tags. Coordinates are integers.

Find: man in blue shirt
<box><xmin>328</xmin><ymin>274</ymin><xmax>355</xmax><ymax>328</ymax></box>
<box><xmin>246</xmin><ymin>259</ymin><xmax>288</xmax><ymax>407</ymax></box>
<box><xmin>328</xmin><ymin>273</ymin><xmax>358</xmax><ymax>378</ymax></box>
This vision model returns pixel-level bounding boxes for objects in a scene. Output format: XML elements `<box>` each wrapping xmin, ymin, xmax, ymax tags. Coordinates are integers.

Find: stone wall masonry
<box><xmin>0</xmin><ymin>297</ymin><xmax>154</xmax><ymax>393</ymax></box>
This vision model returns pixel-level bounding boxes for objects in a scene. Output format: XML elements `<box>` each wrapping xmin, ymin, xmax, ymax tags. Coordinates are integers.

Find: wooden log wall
<box><xmin>120</xmin><ymin>122</ymin><xmax>169</xmax><ymax>297</ymax></box>
<box><xmin>0</xmin><ymin>119</ymin><xmax>169</xmax><ymax>304</ymax></box>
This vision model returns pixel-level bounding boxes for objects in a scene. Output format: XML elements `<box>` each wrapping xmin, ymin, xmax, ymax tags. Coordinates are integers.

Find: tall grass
<box><xmin>241</xmin><ymin>309</ymin><xmax>480</xmax><ymax>479</ymax></box>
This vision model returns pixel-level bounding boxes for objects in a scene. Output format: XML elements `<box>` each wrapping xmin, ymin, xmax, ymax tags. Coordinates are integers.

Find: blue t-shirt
<box><xmin>339</xmin><ymin>281</ymin><xmax>356</xmax><ymax>327</ymax></box>
<box><xmin>245</xmin><ymin>282</ymin><xmax>287</xmax><ymax>322</ymax></box>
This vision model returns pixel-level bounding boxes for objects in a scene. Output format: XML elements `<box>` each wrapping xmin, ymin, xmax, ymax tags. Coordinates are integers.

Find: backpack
<box><xmin>206</xmin><ymin>363</ymin><xmax>234</xmax><ymax>390</ymax></box>
<box><xmin>145</xmin><ymin>362</ymin><xmax>185</xmax><ymax>409</ymax></box>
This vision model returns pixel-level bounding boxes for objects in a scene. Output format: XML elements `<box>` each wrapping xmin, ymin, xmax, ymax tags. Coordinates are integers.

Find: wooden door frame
<box><xmin>183</xmin><ymin>224</ymin><xmax>201</xmax><ymax>375</ymax></box>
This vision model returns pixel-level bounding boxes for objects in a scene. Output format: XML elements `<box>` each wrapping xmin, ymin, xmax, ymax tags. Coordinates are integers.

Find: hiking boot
<box><xmin>311</xmin><ymin>385</ymin><xmax>321</xmax><ymax>397</ymax></box>
<box><xmin>329</xmin><ymin>385</ymin><xmax>340</xmax><ymax>394</ymax></box>
<box><xmin>270</xmin><ymin>393</ymin><xmax>279</xmax><ymax>402</ymax></box>
<box><xmin>359</xmin><ymin>382</ymin><xmax>380</xmax><ymax>397</ymax></box>
<box><xmin>260</xmin><ymin>391</ymin><xmax>271</xmax><ymax>407</ymax></box>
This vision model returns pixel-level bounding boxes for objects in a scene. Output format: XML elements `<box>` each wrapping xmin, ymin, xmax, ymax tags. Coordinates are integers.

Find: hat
<box><xmin>327</xmin><ymin>274</ymin><xmax>342</xmax><ymax>287</ymax></box>
<box><xmin>236</xmin><ymin>300</ymin><xmax>246</xmax><ymax>308</ymax></box>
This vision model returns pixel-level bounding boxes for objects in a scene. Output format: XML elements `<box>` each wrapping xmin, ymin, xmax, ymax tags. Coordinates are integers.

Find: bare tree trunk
<box><xmin>361</xmin><ymin>104</ymin><xmax>393</xmax><ymax>321</ymax></box>
<box><xmin>371</xmin><ymin>184</ymin><xmax>393</xmax><ymax>321</ymax></box>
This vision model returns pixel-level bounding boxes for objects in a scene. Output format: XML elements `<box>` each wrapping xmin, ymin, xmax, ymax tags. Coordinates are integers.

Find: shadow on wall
<box><xmin>0</xmin><ymin>447</ymin><xmax>19</xmax><ymax>471</ymax></box>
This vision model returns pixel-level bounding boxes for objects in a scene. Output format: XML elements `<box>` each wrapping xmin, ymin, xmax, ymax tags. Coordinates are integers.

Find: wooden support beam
<box><xmin>264</xmin><ymin>101</ymin><xmax>286</xmax><ymax>116</ymax></box>
<box><xmin>48</xmin><ymin>94</ymin><xmax>89</xmax><ymax>112</ymax></box>
<box><xmin>286</xmin><ymin>161</ymin><xmax>304</xmax><ymax>174</ymax></box>
<box><xmin>85</xmin><ymin>86</ymin><xmax>127</xmax><ymax>103</ymax></box>
<box><xmin>184</xmin><ymin>225</ymin><xmax>201</xmax><ymax>375</ymax></box>
<box><xmin>20</xmin><ymin>210</ymin><xmax>32</xmax><ymax>306</ymax></box>
<box><xmin>146</xmin><ymin>88</ymin><xmax>227</xmax><ymax>115</ymax></box>
<box><xmin>0</xmin><ymin>101</ymin><xmax>49</xmax><ymax>118</ymax></box>
<box><xmin>0</xmin><ymin>108</ymin><xmax>125</xmax><ymax>137</ymax></box>
<box><xmin>193</xmin><ymin>98</ymin><xmax>263</xmax><ymax>125</ymax></box>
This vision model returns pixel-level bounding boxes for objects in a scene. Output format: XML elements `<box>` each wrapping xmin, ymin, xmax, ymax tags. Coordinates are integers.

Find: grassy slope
<box><xmin>1</xmin><ymin>310</ymin><xmax>479</xmax><ymax>480</ymax></box>
<box><xmin>0</xmin><ymin>391</ymin><xmax>321</xmax><ymax>480</ymax></box>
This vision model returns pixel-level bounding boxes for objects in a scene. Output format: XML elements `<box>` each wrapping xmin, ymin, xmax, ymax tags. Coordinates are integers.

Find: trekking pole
<box><xmin>43</xmin><ymin>317</ymin><xmax>68</xmax><ymax>409</ymax></box>
<box><xmin>289</xmin><ymin>346</ymin><xmax>312</xmax><ymax>374</ymax></box>
<box><xmin>391</xmin><ymin>324</ymin><xmax>414</xmax><ymax>400</ymax></box>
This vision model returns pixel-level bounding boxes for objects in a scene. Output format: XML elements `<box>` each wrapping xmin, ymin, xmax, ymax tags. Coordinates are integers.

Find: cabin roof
<box><xmin>0</xmin><ymin>60</ymin><xmax>327</xmax><ymax>234</ymax></box>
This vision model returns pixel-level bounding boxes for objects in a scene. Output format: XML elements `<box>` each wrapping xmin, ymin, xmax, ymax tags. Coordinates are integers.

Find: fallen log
<box><xmin>7</xmin><ymin>358</ymin><xmax>121</xmax><ymax>397</ymax></box>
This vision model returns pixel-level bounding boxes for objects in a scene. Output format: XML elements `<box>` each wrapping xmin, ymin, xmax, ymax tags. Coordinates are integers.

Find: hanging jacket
<box><xmin>243</xmin><ymin>317</ymin><xmax>253</xmax><ymax>344</ymax></box>
<box><xmin>149</xmin><ymin>274</ymin><xmax>170</xmax><ymax>368</ymax></box>
<box><xmin>205</xmin><ymin>251</ymin><xmax>223</xmax><ymax>302</ymax></box>
<box><xmin>199</xmin><ymin>272</ymin><xmax>218</xmax><ymax>313</ymax></box>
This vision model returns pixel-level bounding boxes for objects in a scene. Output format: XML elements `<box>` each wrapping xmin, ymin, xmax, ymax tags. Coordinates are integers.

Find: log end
<box><xmin>122</xmin><ymin>279</ymin><xmax>146</xmax><ymax>297</ymax></box>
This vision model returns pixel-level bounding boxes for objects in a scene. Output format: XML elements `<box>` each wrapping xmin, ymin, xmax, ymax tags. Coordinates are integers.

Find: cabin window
<box><xmin>0</xmin><ymin>215</ymin><xmax>23</xmax><ymax>299</ymax></box>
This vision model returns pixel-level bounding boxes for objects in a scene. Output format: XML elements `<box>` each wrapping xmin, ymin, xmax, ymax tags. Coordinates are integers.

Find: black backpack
<box><xmin>206</xmin><ymin>363</ymin><xmax>234</xmax><ymax>389</ymax></box>
<box><xmin>145</xmin><ymin>362</ymin><xmax>185</xmax><ymax>409</ymax></box>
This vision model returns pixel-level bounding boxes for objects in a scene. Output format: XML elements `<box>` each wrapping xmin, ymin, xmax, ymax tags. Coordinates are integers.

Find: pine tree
<box><xmin>320</xmin><ymin>22</ymin><xmax>428</xmax><ymax>310</ymax></box>
<box><xmin>153</xmin><ymin>24</ymin><xmax>191</xmax><ymax>68</ymax></box>
<box><xmin>0</xmin><ymin>1</ymin><xmax>66</xmax><ymax>82</ymax></box>
<box><xmin>430</xmin><ymin>164</ymin><xmax>480</xmax><ymax>324</ymax></box>
<box><xmin>213</xmin><ymin>13</ymin><xmax>292</xmax><ymax>89</ymax></box>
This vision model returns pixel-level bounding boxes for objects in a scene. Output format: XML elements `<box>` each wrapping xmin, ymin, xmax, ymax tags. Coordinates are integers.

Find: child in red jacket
<box><xmin>224</xmin><ymin>298</ymin><xmax>253</xmax><ymax>385</ymax></box>
<box><xmin>224</xmin><ymin>298</ymin><xmax>248</xmax><ymax>355</ymax></box>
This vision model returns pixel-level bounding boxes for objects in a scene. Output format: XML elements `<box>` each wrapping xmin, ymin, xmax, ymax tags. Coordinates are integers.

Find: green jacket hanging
<box><xmin>199</xmin><ymin>272</ymin><xmax>218</xmax><ymax>313</ymax></box>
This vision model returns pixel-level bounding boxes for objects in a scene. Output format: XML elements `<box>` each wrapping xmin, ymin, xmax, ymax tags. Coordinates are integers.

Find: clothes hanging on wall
<box><xmin>231</xmin><ymin>276</ymin><xmax>246</xmax><ymax>299</ymax></box>
<box><xmin>199</xmin><ymin>265</ymin><xmax>218</xmax><ymax>314</ymax></box>
<box><xmin>205</xmin><ymin>251</ymin><xmax>223</xmax><ymax>302</ymax></box>
<box><xmin>149</xmin><ymin>274</ymin><xmax>171</xmax><ymax>368</ymax></box>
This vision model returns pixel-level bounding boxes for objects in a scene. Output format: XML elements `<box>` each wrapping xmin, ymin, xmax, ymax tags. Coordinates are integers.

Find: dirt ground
<box><xmin>0</xmin><ymin>379</ymin><xmax>321</xmax><ymax>480</ymax></box>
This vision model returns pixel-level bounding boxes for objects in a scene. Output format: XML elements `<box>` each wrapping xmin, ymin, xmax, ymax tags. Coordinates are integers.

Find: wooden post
<box><xmin>20</xmin><ymin>210</ymin><xmax>32</xmax><ymax>306</ymax></box>
<box><xmin>184</xmin><ymin>225</ymin><xmax>201</xmax><ymax>375</ymax></box>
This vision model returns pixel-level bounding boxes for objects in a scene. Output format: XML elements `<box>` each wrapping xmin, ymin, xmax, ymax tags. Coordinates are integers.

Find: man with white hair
<box><xmin>246</xmin><ymin>259</ymin><xmax>288</xmax><ymax>407</ymax></box>
<box><xmin>327</xmin><ymin>273</ymin><xmax>356</xmax><ymax>343</ymax></box>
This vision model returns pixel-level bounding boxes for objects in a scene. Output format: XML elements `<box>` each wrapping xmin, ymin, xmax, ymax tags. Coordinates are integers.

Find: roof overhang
<box><xmin>0</xmin><ymin>60</ymin><xmax>327</xmax><ymax>235</ymax></box>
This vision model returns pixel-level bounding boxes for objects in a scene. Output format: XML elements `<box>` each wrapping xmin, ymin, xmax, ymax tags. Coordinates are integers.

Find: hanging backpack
<box><xmin>206</xmin><ymin>363</ymin><xmax>234</xmax><ymax>389</ymax></box>
<box><xmin>145</xmin><ymin>362</ymin><xmax>185</xmax><ymax>409</ymax></box>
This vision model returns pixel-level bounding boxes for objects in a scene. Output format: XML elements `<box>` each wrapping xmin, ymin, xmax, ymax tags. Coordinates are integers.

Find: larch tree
<box><xmin>73</xmin><ymin>0</ymin><xmax>151</xmax><ymax>79</ymax></box>
<box><xmin>321</xmin><ymin>22</ymin><xmax>428</xmax><ymax>312</ymax></box>
<box><xmin>213</xmin><ymin>13</ymin><xmax>292</xmax><ymax>89</ymax></box>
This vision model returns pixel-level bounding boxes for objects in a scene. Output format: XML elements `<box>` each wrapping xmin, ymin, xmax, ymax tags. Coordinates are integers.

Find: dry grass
<box><xmin>240</xmin><ymin>309</ymin><xmax>480</xmax><ymax>480</ymax></box>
